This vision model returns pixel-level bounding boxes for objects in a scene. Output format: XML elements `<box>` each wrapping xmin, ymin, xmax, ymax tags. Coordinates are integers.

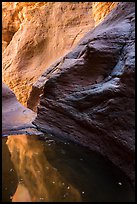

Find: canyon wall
<box><xmin>92</xmin><ymin>2</ymin><xmax>117</xmax><ymax>26</ymax></box>
<box><xmin>2</xmin><ymin>2</ymin><xmax>117</xmax><ymax>106</ymax></box>
<box><xmin>33</xmin><ymin>2</ymin><xmax>135</xmax><ymax>186</ymax></box>
<box><xmin>2</xmin><ymin>2</ymin><xmax>46</xmax><ymax>52</ymax></box>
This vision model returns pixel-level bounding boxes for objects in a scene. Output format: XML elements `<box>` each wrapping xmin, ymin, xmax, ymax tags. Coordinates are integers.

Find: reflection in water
<box><xmin>2</xmin><ymin>138</ymin><xmax>18</xmax><ymax>202</ymax></box>
<box><xmin>2</xmin><ymin>134</ymin><xmax>135</xmax><ymax>202</ymax></box>
<box><xmin>5</xmin><ymin>135</ymin><xmax>81</xmax><ymax>202</ymax></box>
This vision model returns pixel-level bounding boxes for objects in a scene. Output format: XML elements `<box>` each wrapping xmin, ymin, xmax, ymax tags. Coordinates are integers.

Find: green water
<box><xmin>2</xmin><ymin>133</ymin><xmax>135</xmax><ymax>202</ymax></box>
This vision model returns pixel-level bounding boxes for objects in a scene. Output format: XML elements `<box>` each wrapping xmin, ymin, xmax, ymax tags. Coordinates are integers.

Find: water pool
<box><xmin>2</xmin><ymin>133</ymin><xmax>135</xmax><ymax>202</ymax></box>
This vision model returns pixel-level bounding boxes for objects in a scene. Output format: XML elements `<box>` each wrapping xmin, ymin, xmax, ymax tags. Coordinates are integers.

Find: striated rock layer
<box><xmin>2</xmin><ymin>2</ymin><xmax>117</xmax><ymax>106</ymax></box>
<box><xmin>33</xmin><ymin>2</ymin><xmax>135</xmax><ymax>186</ymax></box>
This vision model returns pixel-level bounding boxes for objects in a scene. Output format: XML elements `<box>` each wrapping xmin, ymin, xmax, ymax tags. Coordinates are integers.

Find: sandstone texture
<box><xmin>2</xmin><ymin>2</ymin><xmax>117</xmax><ymax>107</ymax></box>
<box><xmin>2</xmin><ymin>2</ymin><xmax>46</xmax><ymax>51</ymax></box>
<box><xmin>2</xmin><ymin>83</ymin><xmax>36</xmax><ymax>136</ymax></box>
<box><xmin>92</xmin><ymin>2</ymin><xmax>117</xmax><ymax>26</ymax></box>
<box><xmin>33</xmin><ymin>2</ymin><xmax>135</xmax><ymax>186</ymax></box>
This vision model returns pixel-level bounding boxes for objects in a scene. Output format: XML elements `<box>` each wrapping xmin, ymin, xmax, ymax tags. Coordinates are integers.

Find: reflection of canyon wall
<box><xmin>6</xmin><ymin>135</ymin><xmax>81</xmax><ymax>202</ymax></box>
<box><xmin>2</xmin><ymin>2</ymin><xmax>117</xmax><ymax>106</ymax></box>
<box><xmin>2</xmin><ymin>138</ymin><xmax>18</xmax><ymax>202</ymax></box>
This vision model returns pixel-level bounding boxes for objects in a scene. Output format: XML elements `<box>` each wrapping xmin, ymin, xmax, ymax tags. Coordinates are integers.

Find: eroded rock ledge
<box><xmin>2</xmin><ymin>83</ymin><xmax>37</xmax><ymax>136</ymax></box>
<box><xmin>33</xmin><ymin>2</ymin><xmax>135</xmax><ymax>186</ymax></box>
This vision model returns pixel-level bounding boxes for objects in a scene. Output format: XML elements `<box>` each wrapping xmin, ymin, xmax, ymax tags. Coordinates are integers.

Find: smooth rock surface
<box><xmin>33</xmin><ymin>2</ymin><xmax>135</xmax><ymax>186</ymax></box>
<box><xmin>2</xmin><ymin>83</ymin><xmax>36</xmax><ymax>136</ymax></box>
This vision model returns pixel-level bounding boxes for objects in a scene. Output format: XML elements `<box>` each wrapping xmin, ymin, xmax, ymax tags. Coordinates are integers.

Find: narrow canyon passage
<box><xmin>2</xmin><ymin>2</ymin><xmax>135</xmax><ymax>202</ymax></box>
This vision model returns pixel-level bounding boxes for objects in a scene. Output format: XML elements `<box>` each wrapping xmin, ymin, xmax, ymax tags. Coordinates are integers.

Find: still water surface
<box><xmin>2</xmin><ymin>133</ymin><xmax>135</xmax><ymax>202</ymax></box>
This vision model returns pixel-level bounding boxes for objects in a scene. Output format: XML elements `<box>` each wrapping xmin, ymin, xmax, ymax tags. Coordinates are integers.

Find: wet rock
<box><xmin>33</xmin><ymin>2</ymin><xmax>135</xmax><ymax>186</ymax></box>
<box><xmin>2</xmin><ymin>83</ymin><xmax>36</xmax><ymax>136</ymax></box>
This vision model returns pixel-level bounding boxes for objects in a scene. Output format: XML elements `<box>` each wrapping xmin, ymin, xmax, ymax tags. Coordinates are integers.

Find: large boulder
<box><xmin>33</xmin><ymin>2</ymin><xmax>135</xmax><ymax>186</ymax></box>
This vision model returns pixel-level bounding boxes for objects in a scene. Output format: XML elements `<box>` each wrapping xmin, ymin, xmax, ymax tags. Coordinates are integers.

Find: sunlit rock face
<box><xmin>2</xmin><ymin>2</ymin><xmax>46</xmax><ymax>51</ymax></box>
<box><xmin>33</xmin><ymin>2</ymin><xmax>135</xmax><ymax>186</ymax></box>
<box><xmin>92</xmin><ymin>2</ymin><xmax>117</xmax><ymax>26</ymax></box>
<box><xmin>2</xmin><ymin>2</ymin><xmax>117</xmax><ymax>106</ymax></box>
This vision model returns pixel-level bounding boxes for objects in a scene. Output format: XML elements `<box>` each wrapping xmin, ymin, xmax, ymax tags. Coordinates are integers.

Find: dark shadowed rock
<box><xmin>33</xmin><ymin>2</ymin><xmax>135</xmax><ymax>186</ymax></box>
<box><xmin>2</xmin><ymin>83</ymin><xmax>36</xmax><ymax>136</ymax></box>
